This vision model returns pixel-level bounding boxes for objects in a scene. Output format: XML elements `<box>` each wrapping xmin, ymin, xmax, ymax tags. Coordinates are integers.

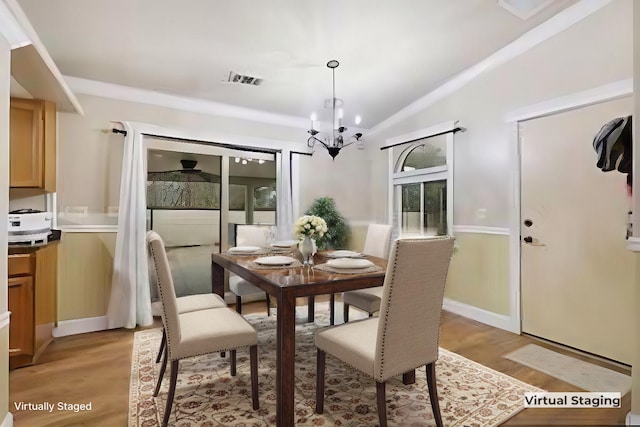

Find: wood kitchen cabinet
<box><xmin>8</xmin><ymin>243</ymin><xmax>58</xmax><ymax>369</ymax></box>
<box><xmin>9</xmin><ymin>98</ymin><xmax>57</xmax><ymax>192</ymax></box>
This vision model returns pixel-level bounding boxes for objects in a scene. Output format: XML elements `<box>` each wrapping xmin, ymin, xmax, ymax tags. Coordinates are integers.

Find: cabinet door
<box><xmin>8</xmin><ymin>276</ymin><xmax>35</xmax><ymax>357</ymax></box>
<box><xmin>10</xmin><ymin>98</ymin><xmax>44</xmax><ymax>188</ymax></box>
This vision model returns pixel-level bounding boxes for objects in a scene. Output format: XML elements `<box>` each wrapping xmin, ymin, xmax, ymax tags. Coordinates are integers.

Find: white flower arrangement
<box><xmin>293</xmin><ymin>215</ymin><xmax>328</xmax><ymax>239</ymax></box>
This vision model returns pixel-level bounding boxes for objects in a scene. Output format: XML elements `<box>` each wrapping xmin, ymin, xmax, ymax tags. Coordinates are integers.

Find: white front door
<box><xmin>520</xmin><ymin>97</ymin><xmax>634</xmax><ymax>364</ymax></box>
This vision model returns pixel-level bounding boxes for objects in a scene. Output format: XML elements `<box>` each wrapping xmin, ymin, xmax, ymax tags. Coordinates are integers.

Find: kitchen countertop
<box><xmin>8</xmin><ymin>230</ymin><xmax>61</xmax><ymax>255</ymax></box>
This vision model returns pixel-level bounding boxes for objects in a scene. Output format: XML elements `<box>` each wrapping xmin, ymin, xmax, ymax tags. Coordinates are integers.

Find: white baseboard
<box><xmin>626</xmin><ymin>412</ymin><xmax>640</xmax><ymax>426</ymax></box>
<box><xmin>443</xmin><ymin>298</ymin><xmax>519</xmax><ymax>334</ymax></box>
<box><xmin>52</xmin><ymin>316</ymin><xmax>108</xmax><ymax>337</ymax></box>
<box><xmin>1</xmin><ymin>412</ymin><xmax>13</xmax><ymax>427</ymax></box>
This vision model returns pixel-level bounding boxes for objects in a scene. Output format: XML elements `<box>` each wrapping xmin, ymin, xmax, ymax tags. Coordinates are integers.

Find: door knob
<box><xmin>523</xmin><ymin>236</ymin><xmax>533</xmax><ymax>243</ymax></box>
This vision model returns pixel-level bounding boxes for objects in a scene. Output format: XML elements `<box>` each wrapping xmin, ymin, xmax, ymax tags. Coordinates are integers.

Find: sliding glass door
<box><xmin>145</xmin><ymin>137</ymin><xmax>276</xmax><ymax>297</ymax></box>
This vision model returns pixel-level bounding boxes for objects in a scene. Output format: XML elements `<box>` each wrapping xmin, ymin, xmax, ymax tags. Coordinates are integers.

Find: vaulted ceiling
<box><xmin>17</xmin><ymin>0</ymin><xmax>576</xmax><ymax>128</ymax></box>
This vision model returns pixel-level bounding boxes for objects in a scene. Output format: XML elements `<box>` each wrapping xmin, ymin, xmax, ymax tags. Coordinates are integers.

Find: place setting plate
<box><xmin>326</xmin><ymin>250</ymin><xmax>364</xmax><ymax>259</ymax></box>
<box><xmin>270</xmin><ymin>240</ymin><xmax>299</xmax><ymax>252</ymax></box>
<box><xmin>227</xmin><ymin>246</ymin><xmax>270</xmax><ymax>256</ymax></box>
<box><xmin>255</xmin><ymin>256</ymin><xmax>297</xmax><ymax>266</ymax></box>
<box><xmin>315</xmin><ymin>257</ymin><xmax>383</xmax><ymax>274</ymax></box>
<box><xmin>249</xmin><ymin>255</ymin><xmax>302</xmax><ymax>269</ymax></box>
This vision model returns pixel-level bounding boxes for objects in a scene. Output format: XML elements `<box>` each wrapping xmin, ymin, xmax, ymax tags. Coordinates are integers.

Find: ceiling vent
<box><xmin>227</xmin><ymin>71</ymin><xmax>262</xmax><ymax>86</ymax></box>
<box><xmin>497</xmin><ymin>0</ymin><xmax>554</xmax><ymax>20</ymax></box>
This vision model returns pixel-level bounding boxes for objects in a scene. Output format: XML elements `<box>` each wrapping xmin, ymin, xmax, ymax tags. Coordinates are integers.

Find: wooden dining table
<box><xmin>211</xmin><ymin>250</ymin><xmax>415</xmax><ymax>426</ymax></box>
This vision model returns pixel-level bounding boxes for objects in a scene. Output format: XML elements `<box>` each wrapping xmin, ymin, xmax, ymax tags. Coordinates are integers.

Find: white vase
<box><xmin>300</xmin><ymin>235</ymin><xmax>314</xmax><ymax>265</ymax></box>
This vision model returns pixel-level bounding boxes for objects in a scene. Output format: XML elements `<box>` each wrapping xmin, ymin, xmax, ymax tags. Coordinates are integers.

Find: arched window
<box><xmin>389</xmin><ymin>129</ymin><xmax>454</xmax><ymax>237</ymax></box>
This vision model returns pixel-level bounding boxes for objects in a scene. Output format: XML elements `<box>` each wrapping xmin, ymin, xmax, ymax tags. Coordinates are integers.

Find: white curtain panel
<box><xmin>106</xmin><ymin>122</ymin><xmax>153</xmax><ymax>329</ymax></box>
<box><xmin>276</xmin><ymin>151</ymin><xmax>294</xmax><ymax>240</ymax></box>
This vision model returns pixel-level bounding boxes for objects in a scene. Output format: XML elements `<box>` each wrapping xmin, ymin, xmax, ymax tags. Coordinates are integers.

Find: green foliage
<box><xmin>305</xmin><ymin>197</ymin><xmax>350</xmax><ymax>249</ymax></box>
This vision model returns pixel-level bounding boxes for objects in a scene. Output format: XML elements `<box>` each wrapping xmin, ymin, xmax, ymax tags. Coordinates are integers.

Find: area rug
<box><xmin>130</xmin><ymin>313</ymin><xmax>543</xmax><ymax>426</ymax></box>
<box><xmin>504</xmin><ymin>343</ymin><xmax>631</xmax><ymax>395</ymax></box>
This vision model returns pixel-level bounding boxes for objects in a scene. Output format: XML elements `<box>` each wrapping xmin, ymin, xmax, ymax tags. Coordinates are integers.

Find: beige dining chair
<box><xmin>148</xmin><ymin>246</ymin><xmax>228</xmax><ymax>364</ymax></box>
<box><xmin>229</xmin><ymin>225</ymin><xmax>272</xmax><ymax>315</ymax></box>
<box><xmin>147</xmin><ymin>231</ymin><xmax>260</xmax><ymax>427</ymax></box>
<box><xmin>339</xmin><ymin>223</ymin><xmax>392</xmax><ymax>323</ymax></box>
<box><xmin>316</xmin><ymin>236</ymin><xmax>454</xmax><ymax>427</ymax></box>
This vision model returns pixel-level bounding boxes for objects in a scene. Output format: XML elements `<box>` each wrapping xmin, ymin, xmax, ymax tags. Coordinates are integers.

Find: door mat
<box><xmin>504</xmin><ymin>343</ymin><xmax>630</xmax><ymax>395</ymax></box>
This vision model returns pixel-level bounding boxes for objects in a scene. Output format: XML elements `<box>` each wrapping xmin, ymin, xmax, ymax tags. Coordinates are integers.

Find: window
<box><xmin>391</xmin><ymin>132</ymin><xmax>453</xmax><ymax>237</ymax></box>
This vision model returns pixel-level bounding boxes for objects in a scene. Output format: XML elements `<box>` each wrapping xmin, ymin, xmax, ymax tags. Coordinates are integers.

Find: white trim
<box><xmin>52</xmin><ymin>316</ymin><xmax>108</xmax><ymax>337</ymax></box>
<box><xmin>0</xmin><ymin>0</ymin><xmax>29</xmax><ymax>48</ymax></box>
<box><xmin>145</xmin><ymin>137</ymin><xmax>275</xmax><ymax>160</ymax></box>
<box><xmin>625</xmin><ymin>237</ymin><xmax>640</xmax><ymax>252</ymax></box>
<box><xmin>393</xmin><ymin>170</ymin><xmax>448</xmax><ymax>186</ymax></box>
<box><xmin>626</xmin><ymin>412</ymin><xmax>640</xmax><ymax>426</ymax></box>
<box><xmin>443</xmin><ymin>298</ymin><xmax>519</xmax><ymax>334</ymax></box>
<box><xmin>509</xmin><ymin>122</ymin><xmax>523</xmax><ymax>334</ymax></box>
<box><xmin>452</xmin><ymin>225</ymin><xmax>510</xmax><ymax>235</ymax></box>
<box><xmin>1</xmin><ymin>412</ymin><xmax>13</xmax><ymax>427</ymax></box>
<box><xmin>0</xmin><ymin>310</ymin><xmax>10</xmax><ymax>330</ymax></box>
<box><xmin>505</xmin><ymin>78</ymin><xmax>633</xmax><ymax>122</ymax></box>
<box><xmin>382</xmin><ymin>120</ymin><xmax>458</xmax><ymax>149</ymax></box>
<box><xmin>3</xmin><ymin>0</ymin><xmax>83</xmax><ymax>114</ymax></box>
<box><xmin>369</xmin><ymin>0</ymin><xmax>613</xmax><ymax>136</ymax></box>
<box><xmin>59</xmin><ymin>225</ymin><xmax>118</xmax><ymax>233</ymax></box>
<box><xmin>116</xmin><ymin>120</ymin><xmax>307</xmax><ymax>154</ymax></box>
<box><xmin>67</xmin><ymin>76</ymin><xmax>311</xmax><ymax>130</ymax></box>
<box><xmin>506</xmin><ymin>81</ymin><xmax>637</xmax><ymax>338</ymax></box>
<box><xmin>393</xmin><ymin>164</ymin><xmax>447</xmax><ymax>180</ymax></box>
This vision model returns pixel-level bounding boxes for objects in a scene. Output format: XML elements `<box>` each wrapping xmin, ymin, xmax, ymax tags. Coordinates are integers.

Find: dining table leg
<box><xmin>211</xmin><ymin>260</ymin><xmax>225</xmax><ymax>297</ymax></box>
<box><xmin>276</xmin><ymin>291</ymin><xmax>297</xmax><ymax>427</ymax></box>
<box><xmin>307</xmin><ymin>296</ymin><xmax>315</xmax><ymax>323</ymax></box>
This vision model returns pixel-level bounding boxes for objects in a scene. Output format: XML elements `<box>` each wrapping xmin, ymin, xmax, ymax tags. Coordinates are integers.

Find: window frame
<box><xmin>388</xmin><ymin>126</ymin><xmax>454</xmax><ymax>237</ymax></box>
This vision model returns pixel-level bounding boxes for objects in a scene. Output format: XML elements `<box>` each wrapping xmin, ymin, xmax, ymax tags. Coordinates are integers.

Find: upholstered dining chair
<box><xmin>147</xmin><ymin>231</ymin><xmax>260</xmax><ymax>427</ymax></box>
<box><xmin>229</xmin><ymin>225</ymin><xmax>272</xmax><ymax>315</ymax></box>
<box><xmin>148</xmin><ymin>247</ymin><xmax>228</xmax><ymax>364</ymax></box>
<box><xmin>316</xmin><ymin>236</ymin><xmax>454</xmax><ymax>427</ymax></box>
<box><xmin>339</xmin><ymin>223</ymin><xmax>392</xmax><ymax>323</ymax></box>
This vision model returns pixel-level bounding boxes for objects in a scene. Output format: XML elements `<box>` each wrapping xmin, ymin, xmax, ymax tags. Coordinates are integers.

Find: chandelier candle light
<box><xmin>307</xmin><ymin>60</ymin><xmax>363</xmax><ymax>159</ymax></box>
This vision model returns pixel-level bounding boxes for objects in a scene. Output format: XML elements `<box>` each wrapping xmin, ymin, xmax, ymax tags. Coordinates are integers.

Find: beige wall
<box><xmin>0</xmin><ymin>32</ymin><xmax>10</xmax><ymax>426</ymax></box>
<box><xmin>57</xmin><ymin>94</ymin><xmax>374</xmax><ymax>228</ymax></box>
<box><xmin>369</xmin><ymin>0</ymin><xmax>632</xmax><ymax>228</ymax></box>
<box><xmin>445</xmin><ymin>233</ymin><xmax>510</xmax><ymax>315</ymax></box>
<box><xmin>57</xmin><ymin>232</ymin><xmax>116</xmax><ymax>321</ymax></box>
<box><xmin>365</xmin><ymin>1</ymin><xmax>632</xmax><ymax>315</ymax></box>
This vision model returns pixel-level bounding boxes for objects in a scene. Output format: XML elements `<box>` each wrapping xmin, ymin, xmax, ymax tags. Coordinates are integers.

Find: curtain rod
<box><xmin>380</xmin><ymin>126</ymin><xmax>465</xmax><ymax>151</ymax></box>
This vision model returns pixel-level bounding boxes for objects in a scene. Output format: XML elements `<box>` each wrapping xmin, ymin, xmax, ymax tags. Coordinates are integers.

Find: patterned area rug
<box><xmin>130</xmin><ymin>313</ymin><xmax>542</xmax><ymax>426</ymax></box>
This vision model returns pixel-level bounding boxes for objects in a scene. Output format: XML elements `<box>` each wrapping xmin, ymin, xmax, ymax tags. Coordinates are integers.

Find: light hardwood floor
<box><xmin>9</xmin><ymin>298</ymin><xmax>630</xmax><ymax>426</ymax></box>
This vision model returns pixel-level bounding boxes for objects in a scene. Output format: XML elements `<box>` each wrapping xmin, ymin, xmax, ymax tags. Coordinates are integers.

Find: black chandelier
<box><xmin>307</xmin><ymin>60</ymin><xmax>363</xmax><ymax>159</ymax></box>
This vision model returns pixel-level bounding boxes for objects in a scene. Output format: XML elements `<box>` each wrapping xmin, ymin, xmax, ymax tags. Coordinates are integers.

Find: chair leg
<box><xmin>329</xmin><ymin>293</ymin><xmax>335</xmax><ymax>325</ymax></box>
<box><xmin>343</xmin><ymin>303</ymin><xmax>350</xmax><ymax>323</ymax></box>
<box><xmin>156</xmin><ymin>329</ymin><xmax>166</xmax><ymax>363</ymax></box>
<box><xmin>265</xmin><ymin>293</ymin><xmax>271</xmax><ymax>316</ymax></box>
<box><xmin>230</xmin><ymin>349</ymin><xmax>237</xmax><ymax>376</ymax></box>
<box><xmin>376</xmin><ymin>381</ymin><xmax>387</xmax><ymax>427</ymax></box>
<box><xmin>235</xmin><ymin>295</ymin><xmax>242</xmax><ymax>314</ymax></box>
<box><xmin>162</xmin><ymin>360</ymin><xmax>179</xmax><ymax>427</ymax></box>
<box><xmin>154</xmin><ymin>346</ymin><xmax>168</xmax><ymax>397</ymax></box>
<box><xmin>250</xmin><ymin>345</ymin><xmax>259</xmax><ymax>410</ymax></box>
<box><xmin>315</xmin><ymin>349</ymin><xmax>326</xmax><ymax>414</ymax></box>
<box><xmin>426</xmin><ymin>362</ymin><xmax>443</xmax><ymax>427</ymax></box>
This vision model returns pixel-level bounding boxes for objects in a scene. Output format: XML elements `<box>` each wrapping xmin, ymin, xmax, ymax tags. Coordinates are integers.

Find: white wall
<box><xmin>368</xmin><ymin>0</ymin><xmax>632</xmax><ymax>228</ymax></box>
<box><xmin>0</xmin><ymin>30</ymin><xmax>10</xmax><ymax>427</ymax></box>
